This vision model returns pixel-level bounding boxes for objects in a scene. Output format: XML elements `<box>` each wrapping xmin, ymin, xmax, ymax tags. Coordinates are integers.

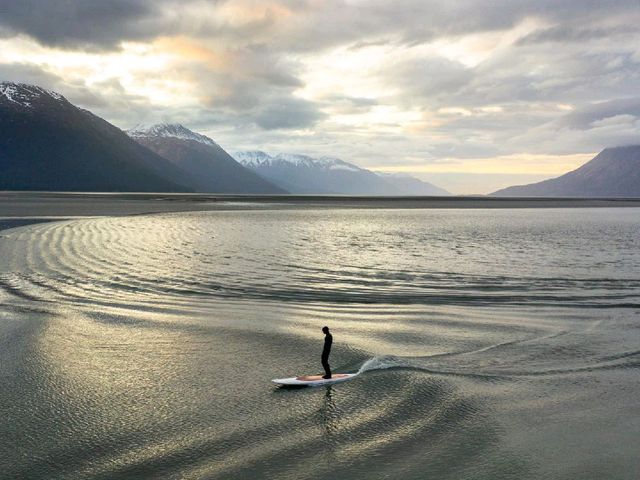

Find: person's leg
<box><xmin>321</xmin><ymin>355</ymin><xmax>331</xmax><ymax>378</ymax></box>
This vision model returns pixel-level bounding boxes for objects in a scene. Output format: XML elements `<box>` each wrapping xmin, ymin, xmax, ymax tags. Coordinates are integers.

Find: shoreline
<box><xmin>1</xmin><ymin>192</ymin><xmax>639</xmax><ymax>222</ymax></box>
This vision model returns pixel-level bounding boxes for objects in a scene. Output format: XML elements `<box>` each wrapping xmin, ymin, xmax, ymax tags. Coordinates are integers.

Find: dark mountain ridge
<box><xmin>0</xmin><ymin>82</ymin><xmax>193</xmax><ymax>192</ymax></box>
<box><xmin>128</xmin><ymin>124</ymin><xmax>286</xmax><ymax>194</ymax></box>
<box><xmin>492</xmin><ymin>145</ymin><xmax>640</xmax><ymax>197</ymax></box>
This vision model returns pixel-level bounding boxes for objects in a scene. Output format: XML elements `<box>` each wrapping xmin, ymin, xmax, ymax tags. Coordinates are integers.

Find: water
<box><xmin>1</xmin><ymin>207</ymin><xmax>639</xmax><ymax>479</ymax></box>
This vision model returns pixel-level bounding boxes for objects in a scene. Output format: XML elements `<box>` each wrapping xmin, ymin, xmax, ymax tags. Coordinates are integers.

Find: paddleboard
<box><xmin>272</xmin><ymin>373</ymin><xmax>358</xmax><ymax>387</ymax></box>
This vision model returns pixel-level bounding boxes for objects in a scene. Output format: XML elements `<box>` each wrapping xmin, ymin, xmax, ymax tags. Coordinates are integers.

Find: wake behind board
<box><xmin>272</xmin><ymin>373</ymin><xmax>357</xmax><ymax>387</ymax></box>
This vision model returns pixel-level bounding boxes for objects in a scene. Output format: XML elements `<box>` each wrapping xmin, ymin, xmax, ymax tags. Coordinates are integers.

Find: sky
<box><xmin>1</xmin><ymin>1</ymin><xmax>639</xmax><ymax>194</ymax></box>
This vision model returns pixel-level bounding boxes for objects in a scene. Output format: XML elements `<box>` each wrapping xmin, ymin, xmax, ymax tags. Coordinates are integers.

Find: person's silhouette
<box><xmin>321</xmin><ymin>326</ymin><xmax>333</xmax><ymax>379</ymax></box>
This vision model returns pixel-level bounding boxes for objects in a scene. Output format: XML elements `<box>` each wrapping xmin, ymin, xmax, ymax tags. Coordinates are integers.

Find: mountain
<box><xmin>234</xmin><ymin>151</ymin><xmax>393</xmax><ymax>194</ymax></box>
<box><xmin>0</xmin><ymin>82</ymin><xmax>449</xmax><ymax>195</ymax></box>
<box><xmin>0</xmin><ymin>82</ymin><xmax>193</xmax><ymax>192</ymax></box>
<box><xmin>492</xmin><ymin>146</ymin><xmax>640</xmax><ymax>197</ymax></box>
<box><xmin>128</xmin><ymin>124</ymin><xmax>285</xmax><ymax>194</ymax></box>
<box><xmin>377</xmin><ymin>172</ymin><xmax>450</xmax><ymax>196</ymax></box>
<box><xmin>234</xmin><ymin>151</ymin><xmax>450</xmax><ymax>195</ymax></box>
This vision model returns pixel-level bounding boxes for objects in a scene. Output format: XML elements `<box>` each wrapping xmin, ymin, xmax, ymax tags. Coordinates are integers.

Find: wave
<box><xmin>1</xmin><ymin>215</ymin><xmax>639</xmax><ymax>310</ymax></box>
<box><xmin>356</xmin><ymin>347</ymin><xmax>640</xmax><ymax>380</ymax></box>
<box><xmin>2</xmin><ymin>210</ymin><xmax>640</xmax><ymax>479</ymax></box>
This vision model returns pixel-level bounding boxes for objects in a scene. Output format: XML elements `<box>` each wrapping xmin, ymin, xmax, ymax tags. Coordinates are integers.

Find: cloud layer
<box><xmin>1</xmin><ymin>0</ymin><xmax>639</xmax><ymax>193</ymax></box>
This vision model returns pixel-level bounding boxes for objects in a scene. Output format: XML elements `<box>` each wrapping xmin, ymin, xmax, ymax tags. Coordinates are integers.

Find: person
<box><xmin>321</xmin><ymin>326</ymin><xmax>333</xmax><ymax>379</ymax></box>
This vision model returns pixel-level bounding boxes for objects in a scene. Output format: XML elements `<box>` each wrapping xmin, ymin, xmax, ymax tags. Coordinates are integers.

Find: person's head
<box><xmin>322</xmin><ymin>326</ymin><xmax>329</xmax><ymax>334</ymax></box>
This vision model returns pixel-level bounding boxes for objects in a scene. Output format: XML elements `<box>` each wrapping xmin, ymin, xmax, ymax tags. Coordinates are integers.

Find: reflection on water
<box><xmin>320</xmin><ymin>386</ymin><xmax>337</xmax><ymax>440</ymax></box>
<box><xmin>0</xmin><ymin>208</ymin><xmax>639</xmax><ymax>479</ymax></box>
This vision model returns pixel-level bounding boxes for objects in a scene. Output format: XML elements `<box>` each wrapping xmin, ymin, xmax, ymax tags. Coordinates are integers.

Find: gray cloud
<box><xmin>559</xmin><ymin>98</ymin><xmax>640</xmax><ymax>129</ymax></box>
<box><xmin>2</xmin><ymin>0</ymin><xmax>640</xmax><ymax>193</ymax></box>
<box><xmin>386</xmin><ymin>56</ymin><xmax>472</xmax><ymax>108</ymax></box>
<box><xmin>0</xmin><ymin>0</ymin><xmax>173</xmax><ymax>49</ymax></box>
<box><xmin>0</xmin><ymin>0</ymin><xmax>637</xmax><ymax>52</ymax></box>
<box><xmin>319</xmin><ymin>95</ymin><xmax>379</xmax><ymax>115</ymax></box>
<box><xmin>191</xmin><ymin>45</ymin><xmax>304</xmax><ymax>109</ymax></box>
<box><xmin>252</xmin><ymin>96</ymin><xmax>326</xmax><ymax>130</ymax></box>
<box><xmin>0</xmin><ymin>62</ymin><xmax>115</xmax><ymax>107</ymax></box>
<box><xmin>0</xmin><ymin>62</ymin><xmax>62</xmax><ymax>88</ymax></box>
<box><xmin>262</xmin><ymin>0</ymin><xmax>640</xmax><ymax>53</ymax></box>
<box><xmin>517</xmin><ymin>25</ymin><xmax>638</xmax><ymax>45</ymax></box>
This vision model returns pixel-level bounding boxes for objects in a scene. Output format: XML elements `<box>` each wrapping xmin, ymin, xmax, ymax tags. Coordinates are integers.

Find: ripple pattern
<box><xmin>1</xmin><ymin>208</ymin><xmax>639</xmax><ymax>479</ymax></box>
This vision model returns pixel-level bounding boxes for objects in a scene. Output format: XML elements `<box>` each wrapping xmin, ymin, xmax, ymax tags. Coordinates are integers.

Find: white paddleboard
<box><xmin>272</xmin><ymin>373</ymin><xmax>358</xmax><ymax>387</ymax></box>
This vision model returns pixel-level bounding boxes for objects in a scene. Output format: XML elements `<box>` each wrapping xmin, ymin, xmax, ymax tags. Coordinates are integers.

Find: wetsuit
<box><xmin>322</xmin><ymin>332</ymin><xmax>333</xmax><ymax>378</ymax></box>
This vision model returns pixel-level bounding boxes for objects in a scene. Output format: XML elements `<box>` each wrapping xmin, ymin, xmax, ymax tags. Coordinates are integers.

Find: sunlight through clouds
<box><xmin>0</xmin><ymin>36</ymin><xmax>196</xmax><ymax>106</ymax></box>
<box><xmin>1</xmin><ymin>0</ymin><xmax>639</xmax><ymax>193</ymax></box>
<box><xmin>373</xmin><ymin>152</ymin><xmax>594</xmax><ymax>175</ymax></box>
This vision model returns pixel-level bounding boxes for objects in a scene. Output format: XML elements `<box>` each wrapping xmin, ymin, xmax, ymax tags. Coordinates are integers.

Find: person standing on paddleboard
<box><xmin>322</xmin><ymin>326</ymin><xmax>332</xmax><ymax>379</ymax></box>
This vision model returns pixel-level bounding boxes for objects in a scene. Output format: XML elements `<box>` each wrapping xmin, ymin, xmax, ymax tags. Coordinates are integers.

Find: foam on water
<box><xmin>357</xmin><ymin>355</ymin><xmax>410</xmax><ymax>374</ymax></box>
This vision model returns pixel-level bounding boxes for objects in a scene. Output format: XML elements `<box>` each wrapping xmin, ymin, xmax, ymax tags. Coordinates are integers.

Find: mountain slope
<box><xmin>492</xmin><ymin>146</ymin><xmax>640</xmax><ymax>197</ymax></box>
<box><xmin>0</xmin><ymin>82</ymin><xmax>193</xmax><ymax>192</ymax></box>
<box><xmin>377</xmin><ymin>172</ymin><xmax>450</xmax><ymax>196</ymax></box>
<box><xmin>128</xmin><ymin>124</ymin><xmax>286</xmax><ymax>194</ymax></box>
<box><xmin>234</xmin><ymin>151</ymin><xmax>449</xmax><ymax>195</ymax></box>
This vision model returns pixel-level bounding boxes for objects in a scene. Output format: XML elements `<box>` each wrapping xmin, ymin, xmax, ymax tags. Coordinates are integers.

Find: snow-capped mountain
<box><xmin>127</xmin><ymin>125</ymin><xmax>286</xmax><ymax>194</ymax></box>
<box><xmin>235</xmin><ymin>152</ymin><xmax>362</xmax><ymax>171</ymax></box>
<box><xmin>0</xmin><ymin>82</ymin><xmax>193</xmax><ymax>192</ymax></box>
<box><xmin>0</xmin><ymin>82</ymin><xmax>65</xmax><ymax>108</ymax></box>
<box><xmin>232</xmin><ymin>150</ymin><xmax>273</xmax><ymax>166</ymax></box>
<box><xmin>128</xmin><ymin>123</ymin><xmax>220</xmax><ymax>148</ymax></box>
<box><xmin>234</xmin><ymin>151</ymin><xmax>450</xmax><ymax>195</ymax></box>
<box><xmin>0</xmin><ymin>81</ymin><xmax>447</xmax><ymax>195</ymax></box>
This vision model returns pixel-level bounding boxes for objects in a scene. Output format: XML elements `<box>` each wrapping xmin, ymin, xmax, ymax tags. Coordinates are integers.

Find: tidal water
<box><xmin>1</xmin><ymin>207</ymin><xmax>639</xmax><ymax>479</ymax></box>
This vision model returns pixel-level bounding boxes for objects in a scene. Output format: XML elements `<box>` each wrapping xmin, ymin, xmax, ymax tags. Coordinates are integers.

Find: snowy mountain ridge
<box><xmin>127</xmin><ymin>123</ymin><xmax>220</xmax><ymax>147</ymax></box>
<box><xmin>234</xmin><ymin>151</ymin><xmax>361</xmax><ymax>172</ymax></box>
<box><xmin>0</xmin><ymin>82</ymin><xmax>66</xmax><ymax>108</ymax></box>
<box><xmin>234</xmin><ymin>150</ymin><xmax>450</xmax><ymax>195</ymax></box>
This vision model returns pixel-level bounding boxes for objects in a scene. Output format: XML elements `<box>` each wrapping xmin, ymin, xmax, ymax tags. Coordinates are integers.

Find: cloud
<box><xmin>558</xmin><ymin>98</ymin><xmax>640</xmax><ymax>129</ymax></box>
<box><xmin>387</xmin><ymin>56</ymin><xmax>472</xmax><ymax>105</ymax></box>
<box><xmin>151</xmin><ymin>40</ymin><xmax>325</xmax><ymax>129</ymax></box>
<box><xmin>319</xmin><ymin>95</ymin><xmax>379</xmax><ymax>115</ymax></box>
<box><xmin>252</xmin><ymin>95</ymin><xmax>326</xmax><ymax>129</ymax></box>
<box><xmin>0</xmin><ymin>62</ymin><xmax>113</xmax><ymax>107</ymax></box>
<box><xmin>0</xmin><ymin>0</ymin><xmax>170</xmax><ymax>49</ymax></box>
<box><xmin>517</xmin><ymin>24</ymin><xmax>638</xmax><ymax>45</ymax></box>
<box><xmin>0</xmin><ymin>62</ymin><xmax>62</xmax><ymax>88</ymax></box>
<box><xmin>1</xmin><ymin>0</ymin><xmax>640</xmax><ymax>193</ymax></box>
<box><xmin>0</xmin><ymin>0</ymin><xmax>637</xmax><ymax>52</ymax></box>
<box><xmin>172</xmin><ymin>43</ymin><xmax>304</xmax><ymax>108</ymax></box>
<box><xmin>0</xmin><ymin>0</ymin><xmax>302</xmax><ymax>50</ymax></box>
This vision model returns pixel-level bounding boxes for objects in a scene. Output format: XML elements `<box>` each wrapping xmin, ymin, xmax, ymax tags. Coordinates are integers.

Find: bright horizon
<box><xmin>1</xmin><ymin>1</ymin><xmax>638</xmax><ymax>193</ymax></box>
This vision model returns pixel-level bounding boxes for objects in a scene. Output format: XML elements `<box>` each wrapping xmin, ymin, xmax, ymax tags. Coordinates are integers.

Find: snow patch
<box><xmin>127</xmin><ymin>123</ymin><xmax>219</xmax><ymax>147</ymax></box>
<box><xmin>235</xmin><ymin>151</ymin><xmax>363</xmax><ymax>171</ymax></box>
<box><xmin>273</xmin><ymin>153</ymin><xmax>317</xmax><ymax>167</ymax></box>
<box><xmin>328</xmin><ymin>163</ymin><xmax>359</xmax><ymax>171</ymax></box>
<box><xmin>318</xmin><ymin>156</ymin><xmax>362</xmax><ymax>172</ymax></box>
<box><xmin>232</xmin><ymin>151</ymin><xmax>274</xmax><ymax>166</ymax></box>
<box><xmin>0</xmin><ymin>82</ymin><xmax>66</xmax><ymax>108</ymax></box>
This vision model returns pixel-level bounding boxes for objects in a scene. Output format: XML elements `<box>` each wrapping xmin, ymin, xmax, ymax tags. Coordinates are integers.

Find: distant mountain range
<box><xmin>233</xmin><ymin>151</ymin><xmax>450</xmax><ymax>195</ymax></box>
<box><xmin>4</xmin><ymin>81</ymin><xmax>636</xmax><ymax>197</ymax></box>
<box><xmin>0</xmin><ymin>81</ymin><xmax>449</xmax><ymax>195</ymax></box>
<box><xmin>492</xmin><ymin>146</ymin><xmax>640</xmax><ymax>197</ymax></box>
<box><xmin>377</xmin><ymin>172</ymin><xmax>452</xmax><ymax>196</ymax></box>
<box><xmin>0</xmin><ymin>82</ymin><xmax>192</xmax><ymax>192</ymax></box>
<box><xmin>128</xmin><ymin>124</ymin><xmax>285</xmax><ymax>194</ymax></box>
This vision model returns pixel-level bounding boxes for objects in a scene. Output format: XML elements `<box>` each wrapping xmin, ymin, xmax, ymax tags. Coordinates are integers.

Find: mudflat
<box><xmin>1</xmin><ymin>192</ymin><xmax>640</xmax><ymax>221</ymax></box>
